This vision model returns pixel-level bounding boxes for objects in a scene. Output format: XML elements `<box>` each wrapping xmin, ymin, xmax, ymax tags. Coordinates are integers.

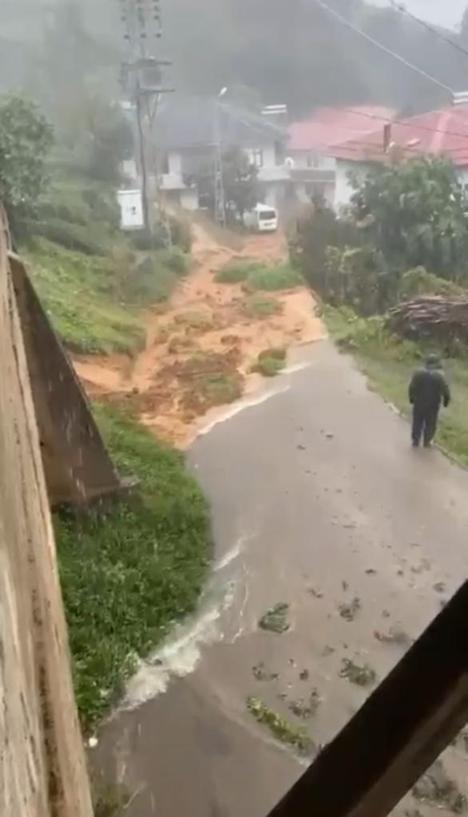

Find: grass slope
<box><xmin>325</xmin><ymin>306</ymin><xmax>468</xmax><ymax>465</ymax></box>
<box><xmin>56</xmin><ymin>405</ymin><xmax>211</xmax><ymax>731</ymax></box>
<box><xmin>23</xmin><ymin>238</ymin><xmax>188</xmax><ymax>355</ymax></box>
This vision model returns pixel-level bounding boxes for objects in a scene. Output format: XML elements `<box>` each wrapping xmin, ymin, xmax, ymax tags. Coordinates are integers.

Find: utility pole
<box><xmin>117</xmin><ymin>0</ymin><xmax>173</xmax><ymax>235</ymax></box>
<box><xmin>214</xmin><ymin>87</ymin><xmax>228</xmax><ymax>228</ymax></box>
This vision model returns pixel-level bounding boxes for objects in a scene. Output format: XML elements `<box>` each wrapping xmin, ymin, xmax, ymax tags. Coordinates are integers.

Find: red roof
<box><xmin>331</xmin><ymin>104</ymin><xmax>468</xmax><ymax>167</ymax></box>
<box><xmin>288</xmin><ymin>106</ymin><xmax>396</xmax><ymax>152</ymax></box>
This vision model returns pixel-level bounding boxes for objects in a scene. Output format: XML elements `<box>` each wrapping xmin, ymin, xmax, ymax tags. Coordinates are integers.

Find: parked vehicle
<box><xmin>243</xmin><ymin>203</ymin><xmax>278</xmax><ymax>233</ymax></box>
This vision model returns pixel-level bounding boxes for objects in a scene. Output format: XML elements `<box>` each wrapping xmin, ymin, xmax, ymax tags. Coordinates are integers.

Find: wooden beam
<box><xmin>268</xmin><ymin>582</ymin><xmax>468</xmax><ymax>817</ymax></box>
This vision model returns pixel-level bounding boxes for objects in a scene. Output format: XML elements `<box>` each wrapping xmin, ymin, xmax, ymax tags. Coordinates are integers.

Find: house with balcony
<box><xmin>154</xmin><ymin>96</ymin><xmax>289</xmax><ymax>212</ymax></box>
<box><xmin>329</xmin><ymin>97</ymin><xmax>468</xmax><ymax>211</ymax></box>
<box><xmin>287</xmin><ymin>106</ymin><xmax>396</xmax><ymax>208</ymax></box>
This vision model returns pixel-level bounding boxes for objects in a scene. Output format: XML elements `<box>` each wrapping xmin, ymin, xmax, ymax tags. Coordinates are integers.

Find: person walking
<box><xmin>409</xmin><ymin>354</ymin><xmax>451</xmax><ymax>448</ymax></box>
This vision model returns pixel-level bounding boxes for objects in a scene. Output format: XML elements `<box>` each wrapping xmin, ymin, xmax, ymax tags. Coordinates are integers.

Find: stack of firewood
<box><xmin>387</xmin><ymin>296</ymin><xmax>468</xmax><ymax>344</ymax></box>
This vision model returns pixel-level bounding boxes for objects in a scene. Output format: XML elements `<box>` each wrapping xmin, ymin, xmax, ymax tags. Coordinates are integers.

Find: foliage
<box><xmin>290</xmin><ymin>202</ymin><xmax>359</xmax><ymax>293</ymax></box>
<box><xmin>0</xmin><ymin>95</ymin><xmax>53</xmax><ymax>231</ymax></box>
<box><xmin>350</xmin><ymin>158</ymin><xmax>468</xmax><ymax>280</ymax></box>
<box><xmin>169</xmin><ymin>213</ymin><xmax>193</xmax><ymax>253</ymax></box>
<box><xmin>246</xmin><ymin>262</ymin><xmax>303</xmax><ymax>292</ymax></box>
<box><xmin>246</xmin><ymin>697</ymin><xmax>314</xmax><ymax>756</ymax></box>
<box><xmin>215</xmin><ymin>260</ymin><xmax>257</xmax><ymax>283</ymax></box>
<box><xmin>244</xmin><ymin>294</ymin><xmax>281</xmax><ymax>319</ymax></box>
<box><xmin>322</xmin><ymin>244</ymin><xmax>392</xmax><ymax>316</ymax></box>
<box><xmin>27</xmin><ymin>217</ymin><xmax>112</xmax><ymax>256</ymax></box>
<box><xmin>56</xmin><ymin>405</ymin><xmax>211</xmax><ymax>731</ymax></box>
<box><xmin>252</xmin><ymin>348</ymin><xmax>286</xmax><ymax>377</ymax></box>
<box><xmin>399</xmin><ymin>267</ymin><xmax>464</xmax><ymax>300</ymax></box>
<box><xmin>222</xmin><ymin>146</ymin><xmax>259</xmax><ymax>220</ymax></box>
<box><xmin>258</xmin><ymin>602</ymin><xmax>290</xmax><ymax>633</ymax></box>
<box><xmin>23</xmin><ymin>239</ymin><xmax>186</xmax><ymax>354</ymax></box>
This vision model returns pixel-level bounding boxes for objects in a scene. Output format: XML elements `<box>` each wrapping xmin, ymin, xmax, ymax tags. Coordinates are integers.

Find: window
<box><xmin>306</xmin><ymin>153</ymin><xmax>320</xmax><ymax>169</ymax></box>
<box><xmin>249</xmin><ymin>149</ymin><xmax>264</xmax><ymax>168</ymax></box>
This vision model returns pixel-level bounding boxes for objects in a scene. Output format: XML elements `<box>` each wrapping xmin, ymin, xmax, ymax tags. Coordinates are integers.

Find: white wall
<box><xmin>179</xmin><ymin>189</ymin><xmax>199</xmax><ymax>210</ymax></box>
<box><xmin>168</xmin><ymin>151</ymin><xmax>183</xmax><ymax>175</ymax></box>
<box><xmin>334</xmin><ymin>160</ymin><xmax>370</xmax><ymax>211</ymax></box>
<box><xmin>291</xmin><ymin>150</ymin><xmax>336</xmax><ymax>171</ymax></box>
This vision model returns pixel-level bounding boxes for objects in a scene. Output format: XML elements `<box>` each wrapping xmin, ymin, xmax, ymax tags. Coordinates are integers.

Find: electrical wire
<box><xmin>310</xmin><ymin>0</ymin><xmax>454</xmax><ymax>94</ymax></box>
<box><xmin>337</xmin><ymin>106</ymin><xmax>468</xmax><ymax>143</ymax></box>
<box><xmin>388</xmin><ymin>0</ymin><xmax>468</xmax><ymax>63</ymax></box>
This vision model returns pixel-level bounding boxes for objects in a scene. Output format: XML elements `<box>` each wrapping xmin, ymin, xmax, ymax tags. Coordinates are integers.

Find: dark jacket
<box><xmin>409</xmin><ymin>368</ymin><xmax>450</xmax><ymax>411</ymax></box>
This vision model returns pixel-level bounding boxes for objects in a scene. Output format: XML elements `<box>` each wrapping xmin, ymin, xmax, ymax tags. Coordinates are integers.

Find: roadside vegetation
<box><xmin>56</xmin><ymin>405</ymin><xmax>211</xmax><ymax>732</ymax></box>
<box><xmin>292</xmin><ymin>157</ymin><xmax>468</xmax><ymax>466</ymax></box>
<box><xmin>215</xmin><ymin>259</ymin><xmax>302</xmax><ymax>291</ymax></box>
<box><xmin>252</xmin><ymin>348</ymin><xmax>286</xmax><ymax>378</ymax></box>
<box><xmin>24</xmin><ymin>238</ymin><xmax>188</xmax><ymax>354</ymax></box>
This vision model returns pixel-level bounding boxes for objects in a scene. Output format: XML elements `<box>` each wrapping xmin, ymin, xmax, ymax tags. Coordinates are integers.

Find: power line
<box><xmin>310</xmin><ymin>0</ymin><xmax>454</xmax><ymax>95</ymax></box>
<box><xmin>388</xmin><ymin>1</ymin><xmax>468</xmax><ymax>63</ymax></box>
<box><xmin>338</xmin><ymin>107</ymin><xmax>468</xmax><ymax>143</ymax></box>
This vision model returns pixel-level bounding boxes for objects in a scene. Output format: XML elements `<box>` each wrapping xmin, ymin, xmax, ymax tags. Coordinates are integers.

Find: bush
<box><xmin>399</xmin><ymin>267</ymin><xmax>464</xmax><ymax>299</ymax></box>
<box><xmin>215</xmin><ymin>259</ymin><xmax>257</xmax><ymax>283</ymax></box>
<box><xmin>158</xmin><ymin>247</ymin><xmax>189</xmax><ymax>276</ymax></box>
<box><xmin>23</xmin><ymin>238</ymin><xmax>145</xmax><ymax>354</ymax></box>
<box><xmin>27</xmin><ymin>217</ymin><xmax>112</xmax><ymax>256</ymax></box>
<box><xmin>246</xmin><ymin>262</ymin><xmax>303</xmax><ymax>292</ymax></box>
<box><xmin>57</xmin><ymin>406</ymin><xmax>211</xmax><ymax>730</ymax></box>
<box><xmin>169</xmin><ymin>213</ymin><xmax>192</xmax><ymax>253</ymax></box>
<box><xmin>252</xmin><ymin>347</ymin><xmax>286</xmax><ymax>377</ymax></box>
<box><xmin>244</xmin><ymin>294</ymin><xmax>281</xmax><ymax>319</ymax></box>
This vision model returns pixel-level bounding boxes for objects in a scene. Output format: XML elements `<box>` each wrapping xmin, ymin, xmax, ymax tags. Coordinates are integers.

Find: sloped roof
<box><xmin>288</xmin><ymin>106</ymin><xmax>396</xmax><ymax>153</ymax></box>
<box><xmin>331</xmin><ymin>104</ymin><xmax>468</xmax><ymax>167</ymax></box>
<box><xmin>154</xmin><ymin>96</ymin><xmax>285</xmax><ymax>150</ymax></box>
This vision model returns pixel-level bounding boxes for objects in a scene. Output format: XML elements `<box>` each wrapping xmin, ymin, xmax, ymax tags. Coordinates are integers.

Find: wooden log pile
<box><xmin>387</xmin><ymin>296</ymin><xmax>468</xmax><ymax>345</ymax></box>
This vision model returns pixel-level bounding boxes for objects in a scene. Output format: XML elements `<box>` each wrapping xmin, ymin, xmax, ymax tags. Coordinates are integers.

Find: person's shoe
<box><xmin>412</xmin><ymin>440</ymin><xmax>419</xmax><ymax>448</ymax></box>
<box><xmin>424</xmin><ymin>441</ymin><xmax>432</xmax><ymax>449</ymax></box>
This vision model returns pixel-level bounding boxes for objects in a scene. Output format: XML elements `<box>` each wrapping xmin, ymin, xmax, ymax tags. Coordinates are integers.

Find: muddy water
<box><xmin>93</xmin><ymin>341</ymin><xmax>468</xmax><ymax>817</ymax></box>
<box><xmin>73</xmin><ymin>225</ymin><xmax>324</xmax><ymax>447</ymax></box>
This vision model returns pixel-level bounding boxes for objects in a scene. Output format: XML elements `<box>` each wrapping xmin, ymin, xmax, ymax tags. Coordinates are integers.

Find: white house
<box><xmin>330</xmin><ymin>99</ymin><xmax>468</xmax><ymax>211</ymax></box>
<box><xmin>287</xmin><ymin>106</ymin><xmax>396</xmax><ymax>209</ymax></box>
<box><xmin>154</xmin><ymin>96</ymin><xmax>290</xmax><ymax>212</ymax></box>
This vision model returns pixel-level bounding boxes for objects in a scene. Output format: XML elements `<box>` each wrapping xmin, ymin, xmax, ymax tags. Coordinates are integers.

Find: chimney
<box><xmin>383</xmin><ymin>123</ymin><xmax>392</xmax><ymax>153</ymax></box>
<box><xmin>453</xmin><ymin>91</ymin><xmax>468</xmax><ymax>106</ymax></box>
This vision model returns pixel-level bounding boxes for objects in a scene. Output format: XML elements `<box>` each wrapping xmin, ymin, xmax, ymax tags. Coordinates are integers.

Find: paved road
<box><xmin>96</xmin><ymin>340</ymin><xmax>468</xmax><ymax>817</ymax></box>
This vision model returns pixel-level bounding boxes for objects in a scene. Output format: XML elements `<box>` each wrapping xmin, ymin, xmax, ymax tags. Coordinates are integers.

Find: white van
<box><xmin>244</xmin><ymin>203</ymin><xmax>278</xmax><ymax>233</ymax></box>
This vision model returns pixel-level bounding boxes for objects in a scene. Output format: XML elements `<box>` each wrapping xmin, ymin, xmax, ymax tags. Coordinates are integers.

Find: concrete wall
<box><xmin>0</xmin><ymin>227</ymin><xmax>93</xmax><ymax>817</ymax></box>
<box><xmin>11</xmin><ymin>253</ymin><xmax>121</xmax><ymax>507</ymax></box>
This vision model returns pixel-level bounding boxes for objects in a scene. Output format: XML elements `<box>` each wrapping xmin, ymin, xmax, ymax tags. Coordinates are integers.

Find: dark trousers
<box><xmin>412</xmin><ymin>404</ymin><xmax>439</xmax><ymax>447</ymax></box>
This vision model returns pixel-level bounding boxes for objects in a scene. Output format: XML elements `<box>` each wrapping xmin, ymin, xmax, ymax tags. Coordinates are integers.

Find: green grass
<box><xmin>215</xmin><ymin>260</ymin><xmax>303</xmax><ymax>291</ymax></box>
<box><xmin>56</xmin><ymin>405</ymin><xmax>211</xmax><ymax>731</ymax></box>
<box><xmin>23</xmin><ymin>238</ymin><xmax>188</xmax><ymax>354</ymax></box>
<box><xmin>252</xmin><ymin>348</ymin><xmax>287</xmax><ymax>378</ymax></box>
<box><xmin>246</xmin><ymin>262</ymin><xmax>303</xmax><ymax>292</ymax></box>
<box><xmin>324</xmin><ymin>305</ymin><xmax>468</xmax><ymax>466</ymax></box>
<box><xmin>244</xmin><ymin>294</ymin><xmax>281</xmax><ymax>319</ymax></box>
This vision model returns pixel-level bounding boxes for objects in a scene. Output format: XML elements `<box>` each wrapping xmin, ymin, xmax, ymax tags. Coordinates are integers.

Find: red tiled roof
<box><xmin>288</xmin><ymin>106</ymin><xmax>396</xmax><ymax>152</ymax></box>
<box><xmin>331</xmin><ymin>104</ymin><xmax>468</xmax><ymax>166</ymax></box>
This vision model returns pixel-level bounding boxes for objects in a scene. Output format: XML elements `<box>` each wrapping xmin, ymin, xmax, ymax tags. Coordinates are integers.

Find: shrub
<box><xmin>158</xmin><ymin>247</ymin><xmax>189</xmax><ymax>276</ymax></box>
<box><xmin>27</xmin><ymin>217</ymin><xmax>112</xmax><ymax>256</ymax></box>
<box><xmin>169</xmin><ymin>213</ymin><xmax>192</xmax><ymax>253</ymax></box>
<box><xmin>244</xmin><ymin>294</ymin><xmax>281</xmax><ymax>319</ymax></box>
<box><xmin>399</xmin><ymin>267</ymin><xmax>464</xmax><ymax>299</ymax></box>
<box><xmin>246</xmin><ymin>262</ymin><xmax>303</xmax><ymax>292</ymax></box>
<box><xmin>215</xmin><ymin>259</ymin><xmax>257</xmax><ymax>283</ymax></box>
<box><xmin>252</xmin><ymin>347</ymin><xmax>286</xmax><ymax>377</ymax></box>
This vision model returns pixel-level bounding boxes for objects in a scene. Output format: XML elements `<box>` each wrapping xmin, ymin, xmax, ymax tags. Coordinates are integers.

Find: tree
<box><xmin>0</xmin><ymin>95</ymin><xmax>53</xmax><ymax>230</ymax></box>
<box><xmin>350</xmin><ymin>157</ymin><xmax>468</xmax><ymax>280</ymax></box>
<box><xmin>222</xmin><ymin>147</ymin><xmax>259</xmax><ymax>221</ymax></box>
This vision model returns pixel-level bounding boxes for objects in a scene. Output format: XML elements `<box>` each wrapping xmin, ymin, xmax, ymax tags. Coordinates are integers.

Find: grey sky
<box><xmin>373</xmin><ymin>0</ymin><xmax>466</xmax><ymax>28</ymax></box>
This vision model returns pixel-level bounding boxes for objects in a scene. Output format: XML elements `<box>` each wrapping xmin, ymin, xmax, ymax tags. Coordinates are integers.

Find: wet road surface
<box><xmin>95</xmin><ymin>340</ymin><xmax>468</xmax><ymax>817</ymax></box>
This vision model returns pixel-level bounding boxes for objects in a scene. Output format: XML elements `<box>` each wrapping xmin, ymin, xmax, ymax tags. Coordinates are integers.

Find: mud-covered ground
<box><xmin>74</xmin><ymin>225</ymin><xmax>323</xmax><ymax>446</ymax></box>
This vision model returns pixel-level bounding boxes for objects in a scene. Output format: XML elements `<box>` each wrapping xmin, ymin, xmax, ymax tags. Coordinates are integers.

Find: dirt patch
<box><xmin>73</xmin><ymin>224</ymin><xmax>323</xmax><ymax>446</ymax></box>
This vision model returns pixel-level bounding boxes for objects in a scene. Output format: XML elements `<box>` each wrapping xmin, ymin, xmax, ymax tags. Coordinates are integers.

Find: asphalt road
<box><xmin>96</xmin><ymin>340</ymin><xmax>468</xmax><ymax>817</ymax></box>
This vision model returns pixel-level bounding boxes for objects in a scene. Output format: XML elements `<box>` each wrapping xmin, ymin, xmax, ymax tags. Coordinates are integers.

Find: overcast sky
<box><xmin>374</xmin><ymin>0</ymin><xmax>466</xmax><ymax>28</ymax></box>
